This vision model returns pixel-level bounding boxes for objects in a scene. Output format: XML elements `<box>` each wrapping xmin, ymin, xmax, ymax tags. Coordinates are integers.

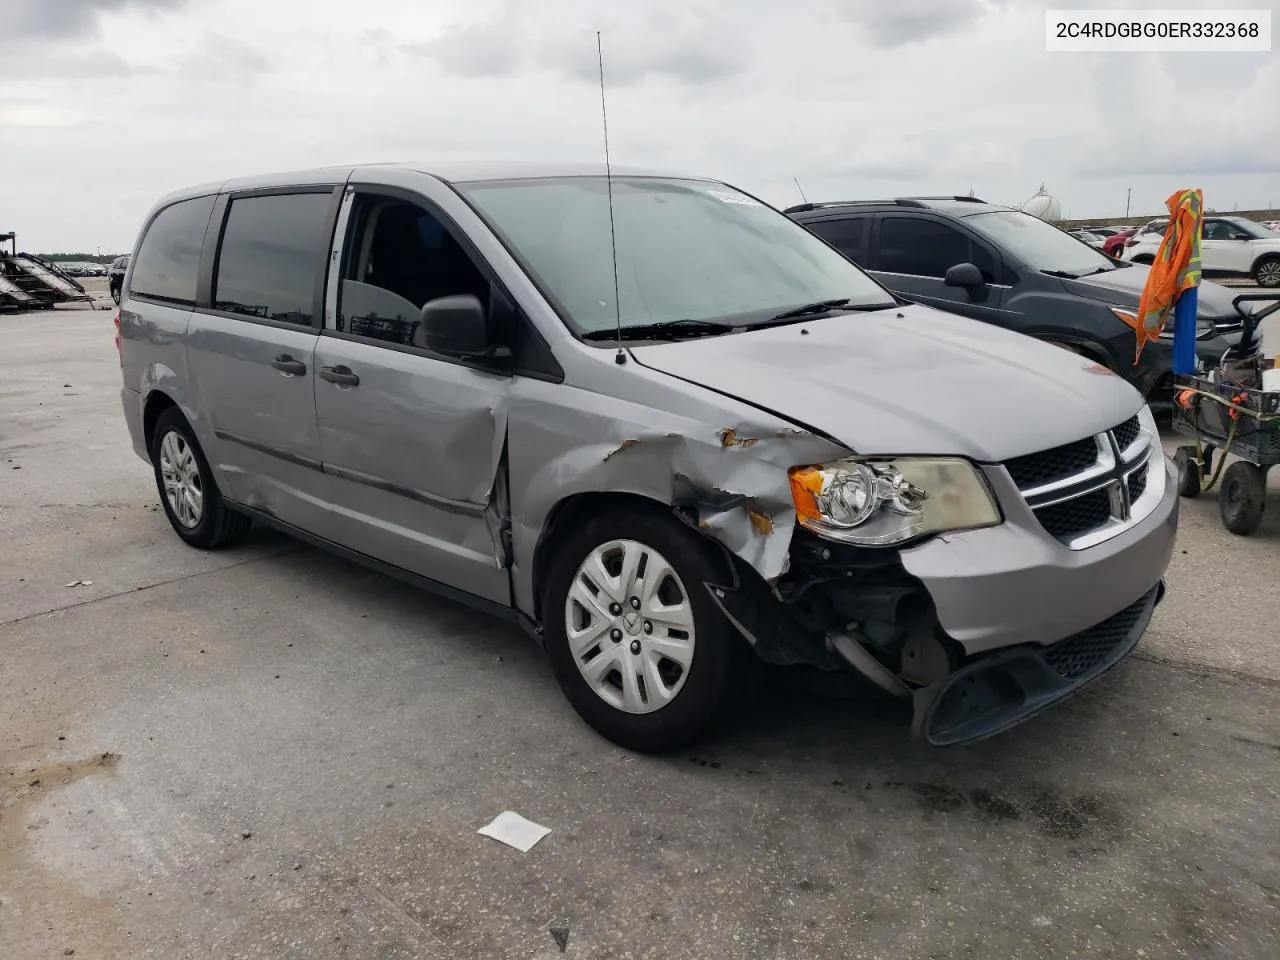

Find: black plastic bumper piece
<box><xmin>912</xmin><ymin>582</ymin><xmax>1163</xmax><ymax>747</ymax></box>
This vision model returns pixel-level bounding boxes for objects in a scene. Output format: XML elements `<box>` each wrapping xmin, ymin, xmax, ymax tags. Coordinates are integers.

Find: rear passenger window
<box><xmin>213</xmin><ymin>192</ymin><xmax>332</xmax><ymax>326</ymax></box>
<box><xmin>807</xmin><ymin>217</ymin><xmax>869</xmax><ymax>265</ymax></box>
<box><xmin>129</xmin><ymin>195</ymin><xmax>215</xmax><ymax>305</ymax></box>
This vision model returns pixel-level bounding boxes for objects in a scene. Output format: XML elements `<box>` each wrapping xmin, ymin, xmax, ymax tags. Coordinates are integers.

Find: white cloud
<box><xmin>1</xmin><ymin>0</ymin><xmax>1277</xmax><ymax>252</ymax></box>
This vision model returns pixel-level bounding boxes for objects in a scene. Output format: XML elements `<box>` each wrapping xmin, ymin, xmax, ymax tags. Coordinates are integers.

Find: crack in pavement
<box><xmin>0</xmin><ymin>548</ymin><xmax>300</xmax><ymax>629</ymax></box>
<box><xmin>1131</xmin><ymin>650</ymin><xmax>1280</xmax><ymax>689</ymax></box>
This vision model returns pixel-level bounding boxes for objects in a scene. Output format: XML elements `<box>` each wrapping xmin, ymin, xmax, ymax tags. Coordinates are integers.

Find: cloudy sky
<box><xmin>2</xmin><ymin>0</ymin><xmax>1277</xmax><ymax>253</ymax></box>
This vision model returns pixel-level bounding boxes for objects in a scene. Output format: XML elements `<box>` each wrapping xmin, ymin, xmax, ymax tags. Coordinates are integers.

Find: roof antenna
<box><xmin>596</xmin><ymin>31</ymin><xmax>625</xmax><ymax>366</ymax></box>
<box><xmin>793</xmin><ymin>177</ymin><xmax>809</xmax><ymax>204</ymax></box>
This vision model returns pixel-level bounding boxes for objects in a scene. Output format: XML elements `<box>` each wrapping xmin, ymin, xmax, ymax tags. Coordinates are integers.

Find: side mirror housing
<box><xmin>420</xmin><ymin>294</ymin><xmax>509</xmax><ymax>362</ymax></box>
<box><xmin>944</xmin><ymin>262</ymin><xmax>985</xmax><ymax>289</ymax></box>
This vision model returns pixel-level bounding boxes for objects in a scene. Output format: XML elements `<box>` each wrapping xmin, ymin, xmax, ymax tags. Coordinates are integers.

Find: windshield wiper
<box><xmin>580</xmin><ymin>318</ymin><xmax>738</xmax><ymax>342</ymax></box>
<box><xmin>753</xmin><ymin>299</ymin><xmax>897</xmax><ymax>327</ymax></box>
<box><xmin>765</xmin><ymin>298</ymin><xmax>853</xmax><ymax>321</ymax></box>
<box><xmin>1041</xmin><ymin>269</ymin><xmax>1081</xmax><ymax>279</ymax></box>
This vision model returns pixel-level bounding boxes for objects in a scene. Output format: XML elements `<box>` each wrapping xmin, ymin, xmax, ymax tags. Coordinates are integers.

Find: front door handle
<box><xmin>319</xmin><ymin>365</ymin><xmax>360</xmax><ymax>387</ymax></box>
<box><xmin>271</xmin><ymin>354</ymin><xmax>307</xmax><ymax>376</ymax></box>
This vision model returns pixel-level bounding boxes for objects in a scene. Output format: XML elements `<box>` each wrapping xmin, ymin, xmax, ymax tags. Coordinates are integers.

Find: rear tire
<box><xmin>541</xmin><ymin>504</ymin><xmax>743</xmax><ymax>753</ymax></box>
<box><xmin>150</xmin><ymin>407</ymin><xmax>250</xmax><ymax>549</ymax></box>
<box><xmin>1219</xmin><ymin>461</ymin><xmax>1265</xmax><ymax>535</ymax></box>
<box><xmin>111</xmin><ymin>285</ymin><xmax>121</xmax><ymax>305</ymax></box>
<box><xmin>1253</xmin><ymin>256</ymin><xmax>1280</xmax><ymax>288</ymax></box>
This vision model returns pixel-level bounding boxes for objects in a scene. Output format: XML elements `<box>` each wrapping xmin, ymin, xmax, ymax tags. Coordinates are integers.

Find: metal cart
<box><xmin>1172</xmin><ymin>293</ymin><xmax>1280</xmax><ymax>535</ymax></box>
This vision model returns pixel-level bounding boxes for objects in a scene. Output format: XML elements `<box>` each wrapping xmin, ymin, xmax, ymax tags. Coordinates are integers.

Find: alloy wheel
<box><xmin>159</xmin><ymin>430</ymin><xmax>204</xmax><ymax>528</ymax></box>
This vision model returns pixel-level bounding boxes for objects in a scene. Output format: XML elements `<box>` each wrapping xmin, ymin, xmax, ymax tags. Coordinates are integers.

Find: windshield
<box><xmin>454</xmin><ymin>177</ymin><xmax>895</xmax><ymax>335</ymax></box>
<box><xmin>966</xmin><ymin>210</ymin><xmax>1116</xmax><ymax>277</ymax></box>
<box><xmin>1225</xmin><ymin>217</ymin><xmax>1274</xmax><ymax>239</ymax></box>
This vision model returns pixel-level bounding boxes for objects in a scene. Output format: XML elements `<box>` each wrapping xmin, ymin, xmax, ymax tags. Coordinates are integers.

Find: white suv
<box><xmin>1123</xmin><ymin>215</ymin><xmax>1280</xmax><ymax>287</ymax></box>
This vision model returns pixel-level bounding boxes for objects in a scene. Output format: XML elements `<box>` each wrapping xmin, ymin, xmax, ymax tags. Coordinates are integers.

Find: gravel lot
<box><xmin>2</xmin><ymin>288</ymin><xmax>1279</xmax><ymax>960</ymax></box>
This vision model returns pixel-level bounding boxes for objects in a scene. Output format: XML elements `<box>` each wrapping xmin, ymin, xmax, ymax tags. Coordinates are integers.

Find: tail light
<box><xmin>113</xmin><ymin>309</ymin><xmax>121</xmax><ymax>357</ymax></box>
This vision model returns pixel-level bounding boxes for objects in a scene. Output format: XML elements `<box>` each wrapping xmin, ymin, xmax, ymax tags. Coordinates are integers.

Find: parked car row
<box><xmin>57</xmin><ymin>260</ymin><xmax>109</xmax><ymax>277</ymax></box>
<box><xmin>115</xmin><ymin>163</ymin><xmax>1187</xmax><ymax>754</ymax></box>
<box><xmin>1120</xmin><ymin>214</ymin><xmax>1280</xmax><ymax>287</ymax></box>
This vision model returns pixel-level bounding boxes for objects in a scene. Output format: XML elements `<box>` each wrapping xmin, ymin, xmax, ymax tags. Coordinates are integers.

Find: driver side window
<box><xmin>338</xmin><ymin>196</ymin><xmax>491</xmax><ymax>348</ymax></box>
<box><xmin>877</xmin><ymin>217</ymin><xmax>997</xmax><ymax>283</ymax></box>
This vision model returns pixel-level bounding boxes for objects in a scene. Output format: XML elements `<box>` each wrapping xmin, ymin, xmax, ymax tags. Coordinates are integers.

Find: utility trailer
<box><xmin>0</xmin><ymin>231</ymin><xmax>94</xmax><ymax>311</ymax></box>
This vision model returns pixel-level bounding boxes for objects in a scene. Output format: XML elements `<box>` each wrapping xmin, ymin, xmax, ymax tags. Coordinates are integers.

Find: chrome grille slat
<box><xmin>1003</xmin><ymin>414</ymin><xmax>1156</xmax><ymax>549</ymax></box>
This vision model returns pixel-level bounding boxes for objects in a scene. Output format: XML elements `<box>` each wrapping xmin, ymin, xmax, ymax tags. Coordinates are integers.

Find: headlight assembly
<box><xmin>788</xmin><ymin>458</ymin><xmax>1001</xmax><ymax>546</ymax></box>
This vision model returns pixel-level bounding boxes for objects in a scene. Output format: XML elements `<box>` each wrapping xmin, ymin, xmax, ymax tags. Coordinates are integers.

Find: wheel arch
<box><xmin>1250</xmin><ymin>251</ymin><xmax>1280</xmax><ymax>283</ymax></box>
<box><xmin>142</xmin><ymin>389</ymin><xmax>180</xmax><ymax>451</ymax></box>
<box><xmin>529</xmin><ymin>491</ymin><xmax>734</xmax><ymax>631</ymax></box>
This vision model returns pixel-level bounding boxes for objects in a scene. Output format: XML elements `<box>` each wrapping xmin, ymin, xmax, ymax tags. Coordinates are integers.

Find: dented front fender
<box><xmin>505</xmin><ymin>357</ymin><xmax>850</xmax><ymax>620</ymax></box>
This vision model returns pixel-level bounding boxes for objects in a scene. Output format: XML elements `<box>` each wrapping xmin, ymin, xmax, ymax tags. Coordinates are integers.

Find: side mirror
<box><xmin>420</xmin><ymin>294</ymin><xmax>509</xmax><ymax>362</ymax></box>
<box><xmin>944</xmin><ymin>262</ymin><xmax>985</xmax><ymax>290</ymax></box>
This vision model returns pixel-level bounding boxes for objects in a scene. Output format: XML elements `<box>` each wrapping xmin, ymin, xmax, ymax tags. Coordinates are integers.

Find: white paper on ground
<box><xmin>477</xmin><ymin>811</ymin><xmax>551</xmax><ymax>853</ymax></box>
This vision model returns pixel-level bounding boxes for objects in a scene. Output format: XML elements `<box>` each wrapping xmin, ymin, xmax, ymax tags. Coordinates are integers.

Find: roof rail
<box><xmin>896</xmin><ymin>195</ymin><xmax>988</xmax><ymax>203</ymax></box>
<box><xmin>783</xmin><ymin>200</ymin><xmax>900</xmax><ymax>214</ymax></box>
<box><xmin>783</xmin><ymin>196</ymin><xmax>987</xmax><ymax>215</ymax></box>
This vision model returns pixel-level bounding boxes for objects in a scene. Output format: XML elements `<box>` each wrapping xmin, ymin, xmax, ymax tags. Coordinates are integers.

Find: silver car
<box><xmin>117</xmin><ymin>162</ymin><xmax>1177</xmax><ymax>751</ymax></box>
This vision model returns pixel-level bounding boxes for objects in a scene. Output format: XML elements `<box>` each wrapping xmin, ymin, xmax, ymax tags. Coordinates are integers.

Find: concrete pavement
<box><xmin>2</xmin><ymin>304</ymin><xmax>1278</xmax><ymax>960</ymax></box>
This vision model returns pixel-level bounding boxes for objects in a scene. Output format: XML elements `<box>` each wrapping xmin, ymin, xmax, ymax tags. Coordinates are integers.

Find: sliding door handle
<box><xmin>319</xmin><ymin>365</ymin><xmax>360</xmax><ymax>387</ymax></box>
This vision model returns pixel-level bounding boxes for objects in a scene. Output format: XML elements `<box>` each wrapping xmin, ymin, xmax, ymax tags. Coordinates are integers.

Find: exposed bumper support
<box><xmin>910</xmin><ymin>582</ymin><xmax>1163</xmax><ymax>747</ymax></box>
<box><xmin>826</xmin><ymin>631</ymin><xmax>913</xmax><ymax>698</ymax></box>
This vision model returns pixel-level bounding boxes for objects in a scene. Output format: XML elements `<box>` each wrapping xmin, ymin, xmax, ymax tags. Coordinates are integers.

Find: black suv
<box><xmin>786</xmin><ymin>197</ymin><xmax>1243</xmax><ymax>405</ymax></box>
<box><xmin>108</xmin><ymin>255</ymin><xmax>130</xmax><ymax>304</ymax></box>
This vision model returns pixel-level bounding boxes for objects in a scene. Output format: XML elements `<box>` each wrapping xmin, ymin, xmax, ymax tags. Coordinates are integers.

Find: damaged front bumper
<box><xmin>912</xmin><ymin>582</ymin><xmax>1162</xmax><ymax>746</ymax></box>
<box><xmin>704</xmin><ymin>454</ymin><xmax>1177</xmax><ymax>747</ymax></box>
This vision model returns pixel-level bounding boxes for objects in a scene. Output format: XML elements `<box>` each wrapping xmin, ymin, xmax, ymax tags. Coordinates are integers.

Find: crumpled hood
<box><xmin>1062</xmin><ymin>265</ymin><xmax>1241</xmax><ymax>320</ymax></box>
<box><xmin>629</xmin><ymin>303</ymin><xmax>1144</xmax><ymax>463</ymax></box>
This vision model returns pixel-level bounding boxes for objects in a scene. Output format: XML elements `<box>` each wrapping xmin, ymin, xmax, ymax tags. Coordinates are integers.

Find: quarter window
<box><xmin>129</xmin><ymin>195</ymin><xmax>215</xmax><ymax>305</ymax></box>
<box><xmin>213</xmin><ymin>192</ymin><xmax>332</xmax><ymax>325</ymax></box>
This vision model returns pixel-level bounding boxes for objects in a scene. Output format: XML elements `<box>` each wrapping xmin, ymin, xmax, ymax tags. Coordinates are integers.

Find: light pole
<box><xmin>1125</xmin><ymin>187</ymin><xmax>1131</xmax><ymax>219</ymax></box>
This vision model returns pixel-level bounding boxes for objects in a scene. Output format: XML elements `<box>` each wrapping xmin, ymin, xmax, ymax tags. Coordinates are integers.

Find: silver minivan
<box><xmin>117</xmin><ymin>162</ymin><xmax>1177</xmax><ymax>751</ymax></box>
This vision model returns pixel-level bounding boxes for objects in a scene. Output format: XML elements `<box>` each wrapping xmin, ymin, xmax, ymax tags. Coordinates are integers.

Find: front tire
<box><xmin>541</xmin><ymin>504</ymin><xmax>743</xmax><ymax>752</ymax></box>
<box><xmin>150</xmin><ymin>407</ymin><xmax>250</xmax><ymax>549</ymax></box>
<box><xmin>1253</xmin><ymin>256</ymin><xmax>1280</xmax><ymax>288</ymax></box>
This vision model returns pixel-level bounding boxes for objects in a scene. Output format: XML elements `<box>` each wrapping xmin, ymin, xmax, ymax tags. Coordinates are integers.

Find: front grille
<box><xmin>1035</xmin><ymin>488</ymin><xmax>1113</xmax><ymax>541</ymax></box>
<box><xmin>1004</xmin><ymin>437</ymin><xmax>1099</xmax><ymax>490</ymax></box>
<box><xmin>1003</xmin><ymin>414</ymin><xmax>1154</xmax><ymax>548</ymax></box>
<box><xmin>1113</xmin><ymin>415</ymin><xmax>1141</xmax><ymax>451</ymax></box>
<box><xmin>1127</xmin><ymin>464</ymin><xmax>1148</xmax><ymax>502</ymax></box>
<box><xmin>1042</xmin><ymin>590</ymin><xmax>1152</xmax><ymax>679</ymax></box>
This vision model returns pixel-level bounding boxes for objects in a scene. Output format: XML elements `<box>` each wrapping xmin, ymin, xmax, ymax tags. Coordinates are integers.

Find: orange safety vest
<box><xmin>1122</xmin><ymin>188</ymin><xmax>1203</xmax><ymax>361</ymax></box>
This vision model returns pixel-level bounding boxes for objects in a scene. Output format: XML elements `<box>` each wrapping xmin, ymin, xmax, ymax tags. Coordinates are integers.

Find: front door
<box><xmin>186</xmin><ymin>188</ymin><xmax>337</xmax><ymax>535</ymax></box>
<box><xmin>1202</xmin><ymin>218</ymin><xmax>1256</xmax><ymax>276</ymax></box>
<box><xmin>870</xmin><ymin>215</ymin><xmax>1006</xmax><ymax>323</ymax></box>
<box><xmin>312</xmin><ymin>187</ymin><xmax>512</xmax><ymax>604</ymax></box>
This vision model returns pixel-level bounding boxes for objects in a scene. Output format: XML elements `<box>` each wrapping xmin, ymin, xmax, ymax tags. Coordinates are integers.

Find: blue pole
<box><xmin>1172</xmin><ymin>285</ymin><xmax>1198</xmax><ymax>374</ymax></box>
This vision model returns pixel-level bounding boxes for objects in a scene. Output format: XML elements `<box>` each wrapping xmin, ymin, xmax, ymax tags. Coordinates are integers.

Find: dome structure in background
<box><xmin>1020</xmin><ymin>183</ymin><xmax>1062</xmax><ymax>221</ymax></box>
